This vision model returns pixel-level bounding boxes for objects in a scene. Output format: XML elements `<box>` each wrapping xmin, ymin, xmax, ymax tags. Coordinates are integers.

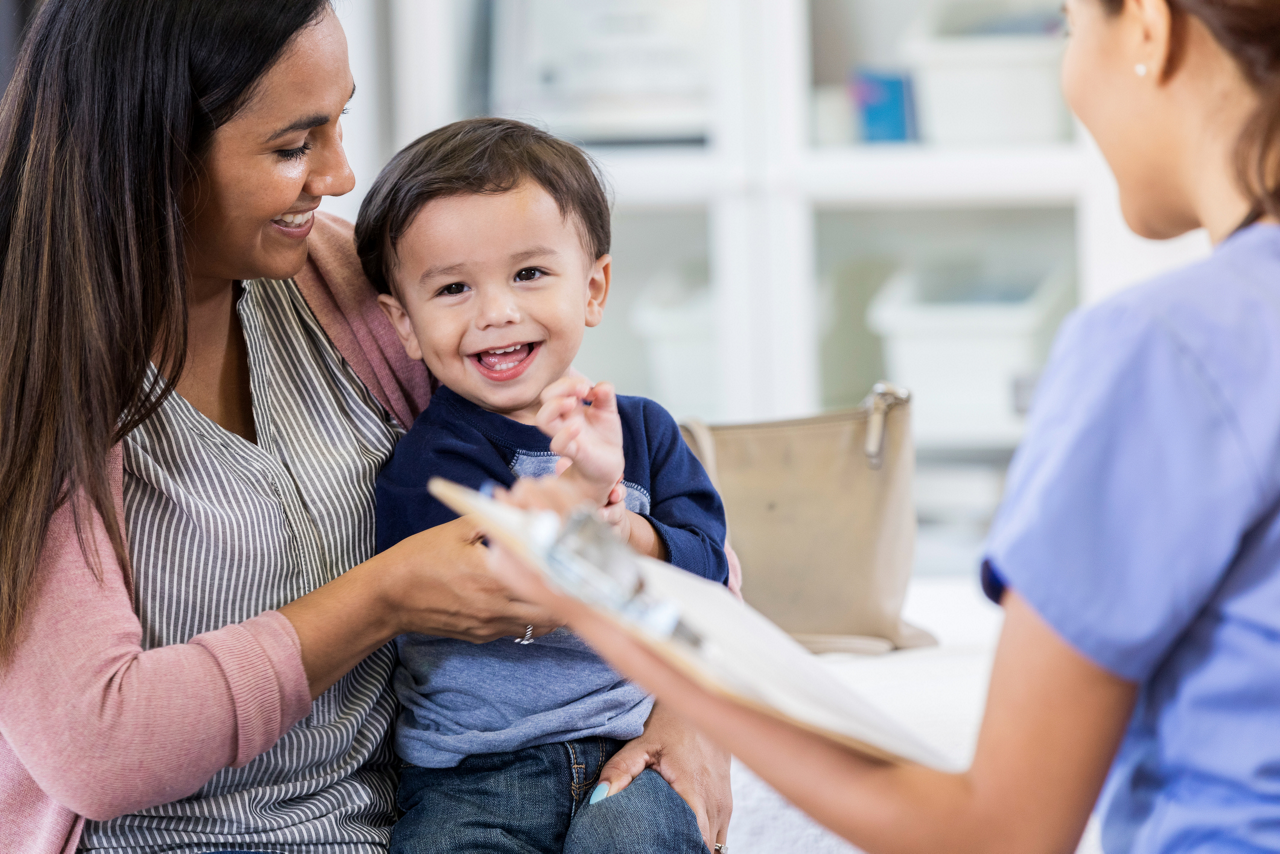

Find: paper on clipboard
<box><xmin>428</xmin><ymin>478</ymin><xmax>959</xmax><ymax>772</ymax></box>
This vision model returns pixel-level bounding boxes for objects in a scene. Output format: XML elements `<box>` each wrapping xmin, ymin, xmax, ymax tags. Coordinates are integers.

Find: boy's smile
<box><xmin>471</xmin><ymin>342</ymin><xmax>540</xmax><ymax>381</ymax></box>
<box><xmin>378</xmin><ymin>181</ymin><xmax>610</xmax><ymax>424</ymax></box>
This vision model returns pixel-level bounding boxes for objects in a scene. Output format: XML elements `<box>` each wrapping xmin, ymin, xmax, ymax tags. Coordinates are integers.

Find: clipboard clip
<box><xmin>545</xmin><ymin>509</ymin><xmax>700</xmax><ymax>646</ymax></box>
<box><xmin>428</xmin><ymin>478</ymin><xmax>701</xmax><ymax>648</ymax></box>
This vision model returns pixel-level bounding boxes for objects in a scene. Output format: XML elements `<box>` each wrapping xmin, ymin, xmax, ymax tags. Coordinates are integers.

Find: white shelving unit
<box><xmin>801</xmin><ymin>144</ymin><xmax>1083</xmax><ymax>207</ymax></box>
<box><xmin>343</xmin><ymin>0</ymin><xmax>1213</xmax><ymax>428</ymax></box>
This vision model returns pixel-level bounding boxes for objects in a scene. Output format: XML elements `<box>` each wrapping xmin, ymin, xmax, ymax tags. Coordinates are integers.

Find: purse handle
<box><xmin>681</xmin><ymin>418</ymin><xmax>722</xmax><ymax>493</ymax></box>
<box><xmin>684</xmin><ymin>384</ymin><xmax>909</xmax><ymax>477</ymax></box>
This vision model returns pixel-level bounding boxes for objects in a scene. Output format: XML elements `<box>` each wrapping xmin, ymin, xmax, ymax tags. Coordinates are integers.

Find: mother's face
<box><xmin>184</xmin><ymin>9</ymin><xmax>356</xmax><ymax>285</ymax></box>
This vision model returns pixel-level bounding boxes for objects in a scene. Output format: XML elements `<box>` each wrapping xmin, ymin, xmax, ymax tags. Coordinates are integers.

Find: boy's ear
<box><xmin>584</xmin><ymin>254</ymin><xmax>611</xmax><ymax>328</ymax></box>
<box><xmin>377</xmin><ymin>292</ymin><xmax>425</xmax><ymax>362</ymax></box>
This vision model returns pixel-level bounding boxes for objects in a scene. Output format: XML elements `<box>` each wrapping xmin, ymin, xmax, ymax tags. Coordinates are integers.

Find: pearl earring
<box><xmin>1135</xmin><ymin>63</ymin><xmax>1148</xmax><ymax>77</ymax></box>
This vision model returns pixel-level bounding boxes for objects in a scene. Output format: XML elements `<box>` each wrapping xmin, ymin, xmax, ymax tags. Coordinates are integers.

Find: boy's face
<box><xmin>378</xmin><ymin>181</ymin><xmax>610</xmax><ymax>424</ymax></box>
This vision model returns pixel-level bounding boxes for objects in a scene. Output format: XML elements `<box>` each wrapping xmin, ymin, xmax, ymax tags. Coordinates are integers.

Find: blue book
<box><xmin>854</xmin><ymin>69</ymin><xmax>918</xmax><ymax>143</ymax></box>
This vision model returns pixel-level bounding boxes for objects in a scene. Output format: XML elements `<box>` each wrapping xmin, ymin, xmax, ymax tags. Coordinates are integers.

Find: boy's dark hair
<box><xmin>356</xmin><ymin>117</ymin><xmax>612</xmax><ymax>296</ymax></box>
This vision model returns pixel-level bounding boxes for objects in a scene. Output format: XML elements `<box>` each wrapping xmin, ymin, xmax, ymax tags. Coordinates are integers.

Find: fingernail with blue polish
<box><xmin>589</xmin><ymin>783</ymin><xmax>609</xmax><ymax>804</ymax></box>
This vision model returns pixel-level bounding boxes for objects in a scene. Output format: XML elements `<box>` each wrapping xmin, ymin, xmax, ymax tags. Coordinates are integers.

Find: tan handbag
<box><xmin>682</xmin><ymin>384</ymin><xmax>935</xmax><ymax>653</ymax></box>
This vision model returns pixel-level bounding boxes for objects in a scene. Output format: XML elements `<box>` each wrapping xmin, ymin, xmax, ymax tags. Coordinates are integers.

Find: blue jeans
<box><xmin>391</xmin><ymin>736</ymin><xmax>704</xmax><ymax>854</ymax></box>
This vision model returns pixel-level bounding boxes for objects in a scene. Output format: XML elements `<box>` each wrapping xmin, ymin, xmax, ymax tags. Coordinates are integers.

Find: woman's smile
<box><xmin>270</xmin><ymin>208</ymin><xmax>317</xmax><ymax>239</ymax></box>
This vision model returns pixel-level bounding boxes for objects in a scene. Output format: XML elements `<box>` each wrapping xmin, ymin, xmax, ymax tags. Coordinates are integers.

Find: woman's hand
<box><xmin>596</xmin><ymin>701</ymin><xmax>733</xmax><ymax>853</ymax></box>
<box><xmin>381</xmin><ymin>516</ymin><xmax>562</xmax><ymax>643</ymax></box>
<box><xmin>282</xmin><ymin>515</ymin><xmax>561</xmax><ymax>699</ymax></box>
<box><xmin>485</xmin><ymin>477</ymin><xmax>608</xmax><ymax>614</ymax></box>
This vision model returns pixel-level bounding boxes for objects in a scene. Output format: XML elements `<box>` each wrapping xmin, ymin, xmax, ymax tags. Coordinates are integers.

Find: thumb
<box><xmin>590</xmin><ymin>740</ymin><xmax>652</xmax><ymax>804</ymax></box>
<box><xmin>554</xmin><ymin>457</ymin><xmax>573</xmax><ymax>476</ymax></box>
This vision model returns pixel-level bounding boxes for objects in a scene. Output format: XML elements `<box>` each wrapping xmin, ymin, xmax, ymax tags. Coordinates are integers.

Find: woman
<box><xmin>491</xmin><ymin>1</ymin><xmax>1280</xmax><ymax>852</ymax></box>
<box><xmin>0</xmin><ymin>2</ymin><xmax>730</xmax><ymax>852</ymax></box>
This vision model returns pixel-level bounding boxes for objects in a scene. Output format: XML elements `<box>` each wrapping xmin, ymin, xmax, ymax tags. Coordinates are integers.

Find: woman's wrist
<box><xmin>361</xmin><ymin>547</ymin><xmax>415</xmax><ymax>638</ymax></box>
<box><xmin>279</xmin><ymin>551</ymin><xmax>405</xmax><ymax>699</ymax></box>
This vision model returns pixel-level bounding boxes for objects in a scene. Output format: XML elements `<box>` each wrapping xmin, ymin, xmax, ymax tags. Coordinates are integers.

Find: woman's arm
<box><xmin>280</xmin><ymin>515</ymin><xmax>559</xmax><ymax>698</ymax></box>
<box><xmin>0</xmin><ymin>473</ymin><xmax>560</xmax><ymax>820</ymax></box>
<box><xmin>0</xmin><ymin>488</ymin><xmax>309</xmax><ymax>821</ymax></box>
<box><xmin>518</xmin><ymin>569</ymin><xmax>1132</xmax><ymax>853</ymax></box>
<box><xmin>576</xmin><ymin>590</ymin><xmax>1130</xmax><ymax>854</ymax></box>
<box><xmin>644</xmin><ymin>592</ymin><xmax>1133</xmax><ymax>854</ymax></box>
<box><xmin>486</xmin><ymin>481</ymin><xmax>1136</xmax><ymax>854</ymax></box>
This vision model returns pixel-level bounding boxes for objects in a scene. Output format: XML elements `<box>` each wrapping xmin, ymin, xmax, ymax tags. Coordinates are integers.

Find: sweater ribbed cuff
<box><xmin>189</xmin><ymin>612</ymin><xmax>311</xmax><ymax>767</ymax></box>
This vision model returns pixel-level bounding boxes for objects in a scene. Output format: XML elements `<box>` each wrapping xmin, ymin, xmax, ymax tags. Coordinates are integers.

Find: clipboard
<box><xmin>429</xmin><ymin>478</ymin><xmax>958</xmax><ymax>771</ymax></box>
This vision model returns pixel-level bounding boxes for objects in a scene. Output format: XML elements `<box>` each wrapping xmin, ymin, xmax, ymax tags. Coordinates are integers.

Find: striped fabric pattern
<box><xmin>80</xmin><ymin>278</ymin><xmax>405</xmax><ymax>854</ymax></box>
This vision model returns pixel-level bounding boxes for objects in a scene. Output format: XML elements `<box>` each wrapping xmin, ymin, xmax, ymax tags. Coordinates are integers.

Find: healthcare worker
<box><xmin>488</xmin><ymin>0</ymin><xmax>1280</xmax><ymax>851</ymax></box>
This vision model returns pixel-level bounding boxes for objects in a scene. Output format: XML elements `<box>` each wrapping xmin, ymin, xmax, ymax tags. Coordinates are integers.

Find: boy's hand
<box><xmin>536</xmin><ymin>378</ymin><xmax>625</xmax><ymax>507</ymax></box>
<box><xmin>552</xmin><ymin>452</ymin><xmax>667</xmax><ymax>561</ymax></box>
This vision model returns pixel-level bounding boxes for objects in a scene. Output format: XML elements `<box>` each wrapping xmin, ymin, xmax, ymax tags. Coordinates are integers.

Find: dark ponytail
<box><xmin>1099</xmin><ymin>0</ymin><xmax>1280</xmax><ymax>221</ymax></box>
<box><xmin>0</xmin><ymin>0</ymin><xmax>330</xmax><ymax>660</ymax></box>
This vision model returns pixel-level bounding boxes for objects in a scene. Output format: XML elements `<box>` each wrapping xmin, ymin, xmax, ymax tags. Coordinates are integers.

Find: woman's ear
<box><xmin>585</xmin><ymin>254</ymin><xmax>611</xmax><ymax>328</ymax></box>
<box><xmin>377</xmin><ymin>292</ymin><xmax>425</xmax><ymax>362</ymax></box>
<box><xmin>1130</xmin><ymin>0</ymin><xmax>1176</xmax><ymax>81</ymax></box>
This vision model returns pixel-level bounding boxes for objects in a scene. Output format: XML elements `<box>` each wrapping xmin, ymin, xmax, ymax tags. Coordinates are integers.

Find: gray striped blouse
<box><xmin>80</xmin><ymin>278</ymin><xmax>405</xmax><ymax>854</ymax></box>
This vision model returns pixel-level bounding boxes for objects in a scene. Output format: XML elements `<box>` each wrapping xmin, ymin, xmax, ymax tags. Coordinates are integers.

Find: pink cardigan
<box><xmin>0</xmin><ymin>213</ymin><xmax>432</xmax><ymax>854</ymax></box>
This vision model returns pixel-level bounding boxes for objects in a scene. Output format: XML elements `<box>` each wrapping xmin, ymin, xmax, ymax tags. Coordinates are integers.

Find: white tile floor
<box><xmin>724</xmin><ymin>575</ymin><xmax>1104</xmax><ymax>854</ymax></box>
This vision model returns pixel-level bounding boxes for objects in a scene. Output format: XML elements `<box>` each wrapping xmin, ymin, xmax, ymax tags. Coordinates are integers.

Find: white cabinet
<box><xmin>335</xmin><ymin>0</ymin><xmax>1211</xmax><ymax>435</ymax></box>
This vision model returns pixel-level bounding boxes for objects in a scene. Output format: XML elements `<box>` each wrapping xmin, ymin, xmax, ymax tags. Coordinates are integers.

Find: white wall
<box><xmin>323</xmin><ymin>0</ymin><xmax>394</xmax><ymax>224</ymax></box>
<box><xmin>324</xmin><ymin>0</ymin><xmax>1216</xmax><ymax>422</ymax></box>
<box><xmin>1078</xmin><ymin>134</ymin><xmax>1213</xmax><ymax>304</ymax></box>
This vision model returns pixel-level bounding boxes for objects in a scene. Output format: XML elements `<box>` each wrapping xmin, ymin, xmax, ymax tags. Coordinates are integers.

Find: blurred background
<box><xmin>0</xmin><ymin>0</ymin><xmax>1215</xmax><ymax>578</ymax></box>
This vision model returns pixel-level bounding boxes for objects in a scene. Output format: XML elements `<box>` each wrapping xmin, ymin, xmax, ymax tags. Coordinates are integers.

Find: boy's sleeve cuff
<box><xmin>643</xmin><ymin>516</ymin><xmax>728</xmax><ymax>585</ymax></box>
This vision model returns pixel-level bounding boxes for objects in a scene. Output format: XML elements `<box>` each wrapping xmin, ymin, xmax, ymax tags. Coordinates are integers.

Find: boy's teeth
<box><xmin>478</xmin><ymin>344</ymin><xmax>531</xmax><ymax>371</ymax></box>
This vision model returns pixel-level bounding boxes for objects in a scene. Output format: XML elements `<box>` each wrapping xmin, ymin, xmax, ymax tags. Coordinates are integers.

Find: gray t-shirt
<box><xmin>394</xmin><ymin>626</ymin><xmax>653</xmax><ymax>769</ymax></box>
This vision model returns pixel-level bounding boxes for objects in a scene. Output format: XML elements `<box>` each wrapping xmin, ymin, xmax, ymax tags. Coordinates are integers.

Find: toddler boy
<box><xmin>356</xmin><ymin>117</ymin><xmax>728</xmax><ymax>854</ymax></box>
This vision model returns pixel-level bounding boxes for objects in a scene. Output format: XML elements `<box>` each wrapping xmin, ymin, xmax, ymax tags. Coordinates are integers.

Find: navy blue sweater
<box><xmin>376</xmin><ymin>385</ymin><xmax>728</xmax><ymax>582</ymax></box>
<box><xmin>376</xmin><ymin>385</ymin><xmax>728</xmax><ymax>767</ymax></box>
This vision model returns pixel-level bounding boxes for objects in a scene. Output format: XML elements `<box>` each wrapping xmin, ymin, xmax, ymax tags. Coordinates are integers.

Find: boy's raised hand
<box><xmin>536</xmin><ymin>377</ymin><xmax>625</xmax><ymax>508</ymax></box>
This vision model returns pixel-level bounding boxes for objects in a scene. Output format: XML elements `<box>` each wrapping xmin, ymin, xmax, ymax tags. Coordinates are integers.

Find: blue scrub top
<box><xmin>983</xmin><ymin>224</ymin><xmax>1280</xmax><ymax>853</ymax></box>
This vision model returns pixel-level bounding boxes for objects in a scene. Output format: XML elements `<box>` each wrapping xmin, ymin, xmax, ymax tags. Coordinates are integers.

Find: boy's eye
<box><xmin>438</xmin><ymin>282</ymin><xmax>468</xmax><ymax>296</ymax></box>
<box><xmin>514</xmin><ymin>267</ymin><xmax>544</xmax><ymax>282</ymax></box>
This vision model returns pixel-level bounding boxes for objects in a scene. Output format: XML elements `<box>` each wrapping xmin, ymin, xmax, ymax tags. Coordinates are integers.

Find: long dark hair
<box><xmin>0</xmin><ymin>0</ymin><xmax>331</xmax><ymax>660</ymax></box>
<box><xmin>1100</xmin><ymin>0</ymin><xmax>1280</xmax><ymax>221</ymax></box>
